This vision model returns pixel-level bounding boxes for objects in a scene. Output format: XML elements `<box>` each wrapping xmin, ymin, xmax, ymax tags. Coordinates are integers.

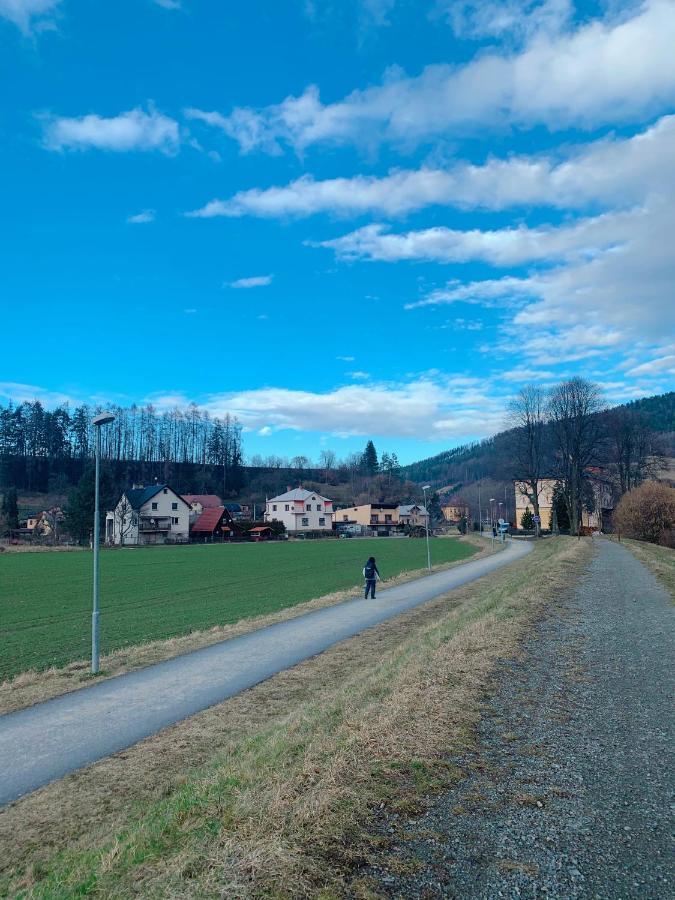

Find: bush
<box><xmin>614</xmin><ymin>481</ymin><xmax>675</xmax><ymax>546</ymax></box>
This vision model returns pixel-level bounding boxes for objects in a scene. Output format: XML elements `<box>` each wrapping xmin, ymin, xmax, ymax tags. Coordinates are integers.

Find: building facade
<box><xmin>264</xmin><ymin>488</ymin><xmax>333</xmax><ymax>533</ymax></box>
<box><xmin>334</xmin><ymin>503</ymin><xmax>399</xmax><ymax>533</ymax></box>
<box><xmin>106</xmin><ymin>484</ymin><xmax>191</xmax><ymax>545</ymax></box>
<box><xmin>398</xmin><ymin>504</ymin><xmax>429</xmax><ymax>527</ymax></box>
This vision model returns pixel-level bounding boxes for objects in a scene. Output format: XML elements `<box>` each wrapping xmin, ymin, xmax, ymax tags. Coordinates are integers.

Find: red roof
<box><xmin>249</xmin><ymin>526</ymin><xmax>273</xmax><ymax>532</ymax></box>
<box><xmin>191</xmin><ymin>507</ymin><xmax>227</xmax><ymax>533</ymax></box>
<box><xmin>183</xmin><ymin>494</ymin><xmax>222</xmax><ymax>508</ymax></box>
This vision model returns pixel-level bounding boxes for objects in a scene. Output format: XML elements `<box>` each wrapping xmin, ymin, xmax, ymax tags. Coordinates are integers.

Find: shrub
<box><xmin>614</xmin><ymin>481</ymin><xmax>675</xmax><ymax>546</ymax></box>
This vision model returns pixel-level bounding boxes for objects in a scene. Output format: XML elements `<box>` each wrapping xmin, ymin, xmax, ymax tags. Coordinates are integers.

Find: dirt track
<box><xmin>364</xmin><ymin>539</ymin><xmax>674</xmax><ymax>899</ymax></box>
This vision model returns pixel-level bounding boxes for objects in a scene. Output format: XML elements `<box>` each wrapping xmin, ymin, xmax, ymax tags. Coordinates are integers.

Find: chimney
<box><xmin>287</xmin><ymin>486</ymin><xmax>292</xmax><ymax>492</ymax></box>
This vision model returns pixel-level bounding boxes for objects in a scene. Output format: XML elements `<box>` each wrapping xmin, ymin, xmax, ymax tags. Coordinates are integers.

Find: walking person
<box><xmin>363</xmin><ymin>556</ymin><xmax>380</xmax><ymax>599</ymax></box>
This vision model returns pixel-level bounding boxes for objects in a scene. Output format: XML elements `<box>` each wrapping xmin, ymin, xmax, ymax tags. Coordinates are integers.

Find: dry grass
<box><xmin>619</xmin><ymin>537</ymin><xmax>675</xmax><ymax>599</ymax></box>
<box><xmin>0</xmin><ymin>537</ymin><xmax>491</xmax><ymax>716</ymax></box>
<box><xmin>0</xmin><ymin>537</ymin><xmax>588</xmax><ymax>899</ymax></box>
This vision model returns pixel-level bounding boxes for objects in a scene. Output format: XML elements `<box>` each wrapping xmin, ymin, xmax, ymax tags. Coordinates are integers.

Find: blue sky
<box><xmin>1</xmin><ymin>0</ymin><xmax>674</xmax><ymax>464</ymax></box>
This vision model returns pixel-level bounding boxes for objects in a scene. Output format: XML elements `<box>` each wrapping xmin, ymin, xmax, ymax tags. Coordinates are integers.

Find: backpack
<box><xmin>364</xmin><ymin>561</ymin><xmax>375</xmax><ymax>579</ymax></box>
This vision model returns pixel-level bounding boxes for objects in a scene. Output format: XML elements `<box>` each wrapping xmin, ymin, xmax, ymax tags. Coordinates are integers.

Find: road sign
<box><xmin>533</xmin><ymin>515</ymin><xmax>541</xmax><ymax>523</ymax></box>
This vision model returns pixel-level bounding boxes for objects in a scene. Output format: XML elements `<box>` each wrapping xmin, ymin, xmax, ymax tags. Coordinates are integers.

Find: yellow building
<box><xmin>441</xmin><ymin>503</ymin><xmax>469</xmax><ymax>522</ymax></box>
<box><xmin>514</xmin><ymin>480</ymin><xmax>555</xmax><ymax>529</ymax></box>
<box><xmin>334</xmin><ymin>503</ymin><xmax>399</xmax><ymax>531</ymax></box>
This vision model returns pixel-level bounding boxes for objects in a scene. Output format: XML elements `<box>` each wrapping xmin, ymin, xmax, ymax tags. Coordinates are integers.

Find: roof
<box><xmin>191</xmin><ymin>507</ymin><xmax>227</xmax><ymax>533</ymax></box>
<box><xmin>399</xmin><ymin>504</ymin><xmax>428</xmax><ymax>515</ymax></box>
<box><xmin>268</xmin><ymin>488</ymin><xmax>332</xmax><ymax>503</ymax></box>
<box><xmin>249</xmin><ymin>525</ymin><xmax>273</xmax><ymax>532</ymax></box>
<box><xmin>124</xmin><ymin>484</ymin><xmax>165</xmax><ymax>510</ymax></box>
<box><xmin>123</xmin><ymin>484</ymin><xmax>189</xmax><ymax>511</ymax></box>
<box><xmin>182</xmin><ymin>494</ymin><xmax>222</xmax><ymax>508</ymax></box>
<box><xmin>224</xmin><ymin>503</ymin><xmax>242</xmax><ymax>512</ymax></box>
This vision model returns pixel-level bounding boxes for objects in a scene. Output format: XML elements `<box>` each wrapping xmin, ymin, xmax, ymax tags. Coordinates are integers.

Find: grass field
<box><xmin>0</xmin><ymin>538</ymin><xmax>476</xmax><ymax>681</ymax></box>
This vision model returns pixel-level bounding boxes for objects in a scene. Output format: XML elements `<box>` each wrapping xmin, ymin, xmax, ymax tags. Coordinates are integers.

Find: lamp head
<box><xmin>422</xmin><ymin>484</ymin><xmax>431</xmax><ymax>491</ymax></box>
<box><xmin>93</xmin><ymin>412</ymin><xmax>115</xmax><ymax>427</ymax></box>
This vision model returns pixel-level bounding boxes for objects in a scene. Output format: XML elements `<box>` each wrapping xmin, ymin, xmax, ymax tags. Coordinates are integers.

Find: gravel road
<box><xmin>364</xmin><ymin>539</ymin><xmax>674</xmax><ymax>899</ymax></box>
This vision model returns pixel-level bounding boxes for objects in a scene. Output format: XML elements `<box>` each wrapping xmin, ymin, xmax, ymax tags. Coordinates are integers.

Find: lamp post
<box><xmin>422</xmin><ymin>484</ymin><xmax>432</xmax><ymax>571</ymax></box>
<box><xmin>92</xmin><ymin>412</ymin><xmax>115</xmax><ymax>674</ymax></box>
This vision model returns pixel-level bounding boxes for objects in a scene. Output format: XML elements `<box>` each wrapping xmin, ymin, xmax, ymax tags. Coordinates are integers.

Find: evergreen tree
<box><xmin>1</xmin><ymin>487</ymin><xmax>19</xmax><ymax>532</ymax></box>
<box><xmin>361</xmin><ymin>440</ymin><xmax>379</xmax><ymax>476</ymax></box>
<box><xmin>66</xmin><ymin>466</ymin><xmax>115</xmax><ymax>544</ymax></box>
<box><xmin>427</xmin><ymin>493</ymin><xmax>443</xmax><ymax>524</ymax></box>
<box><xmin>520</xmin><ymin>508</ymin><xmax>534</xmax><ymax>530</ymax></box>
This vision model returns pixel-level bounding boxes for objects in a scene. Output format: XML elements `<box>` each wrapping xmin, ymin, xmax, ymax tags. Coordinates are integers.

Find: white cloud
<box><xmin>315</xmin><ymin>211</ymin><xmax>635</xmax><ymax>266</ymax></box>
<box><xmin>348</xmin><ymin>371</ymin><xmax>370</xmax><ymax>379</ymax></box>
<box><xmin>187</xmin><ymin>115</ymin><xmax>675</xmax><ymax>219</ymax></box>
<box><xmin>127</xmin><ymin>209</ymin><xmax>156</xmax><ymax>224</ymax></box>
<box><xmin>0</xmin><ymin>0</ymin><xmax>60</xmax><ymax>34</ymax></box>
<box><xmin>626</xmin><ymin>354</ymin><xmax>675</xmax><ymax>377</ymax></box>
<box><xmin>195</xmin><ymin>2</ymin><xmax>675</xmax><ymax>154</ymax></box>
<box><xmin>44</xmin><ymin>107</ymin><xmax>180</xmax><ymax>154</ymax></box>
<box><xmin>0</xmin><ymin>381</ymin><xmax>77</xmax><ymax>407</ymax></box>
<box><xmin>199</xmin><ymin>376</ymin><xmax>508</xmax><ymax>440</ymax></box>
<box><xmin>258</xmin><ymin>425</ymin><xmax>273</xmax><ymax>436</ymax></box>
<box><xmin>440</xmin><ymin>0</ymin><xmax>573</xmax><ymax>42</ymax></box>
<box><xmin>228</xmin><ymin>275</ymin><xmax>273</xmax><ymax>289</ymax></box>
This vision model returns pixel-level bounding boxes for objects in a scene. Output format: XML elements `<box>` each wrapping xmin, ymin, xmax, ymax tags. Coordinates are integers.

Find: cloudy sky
<box><xmin>2</xmin><ymin>0</ymin><xmax>674</xmax><ymax>462</ymax></box>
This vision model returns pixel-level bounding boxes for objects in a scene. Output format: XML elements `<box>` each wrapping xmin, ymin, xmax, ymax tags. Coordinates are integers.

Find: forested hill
<box><xmin>400</xmin><ymin>391</ymin><xmax>675</xmax><ymax>488</ymax></box>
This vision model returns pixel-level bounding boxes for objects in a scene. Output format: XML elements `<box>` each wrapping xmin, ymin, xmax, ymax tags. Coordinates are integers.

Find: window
<box><xmin>371</xmin><ymin>515</ymin><xmax>379</xmax><ymax>523</ymax></box>
<box><xmin>273</xmin><ymin>504</ymin><xmax>277</xmax><ymax>511</ymax></box>
<box><xmin>172</xmin><ymin>502</ymin><xmax>178</xmax><ymax>511</ymax></box>
<box><xmin>285</xmin><ymin>504</ymin><xmax>289</xmax><ymax>511</ymax></box>
<box><xmin>306</xmin><ymin>504</ymin><xmax>312</xmax><ymax>511</ymax></box>
<box><xmin>152</xmin><ymin>502</ymin><xmax>158</xmax><ymax>511</ymax></box>
<box><xmin>319</xmin><ymin>517</ymin><xmax>325</xmax><ymax>526</ymax></box>
<box><xmin>173</xmin><ymin>517</ymin><xmax>179</xmax><ymax>524</ymax></box>
<box><xmin>302</xmin><ymin>517</ymin><xmax>309</xmax><ymax>526</ymax></box>
<box><xmin>316</xmin><ymin>504</ymin><xmax>322</xmax><ymax>511</ymax></box>
<box><xmin>163</xmin><ymin>488</ymin><xmax>168</xmax><ymax>494</ymax></box>
<box><xmin>385</xmin><ymin>515</ymin><xmax>392</xmax><ymax>523</ymax></box>
<box><xmin>343</xmin><ymin>515</ymin><xmax>349</xmax><ymax>522</ymax></box>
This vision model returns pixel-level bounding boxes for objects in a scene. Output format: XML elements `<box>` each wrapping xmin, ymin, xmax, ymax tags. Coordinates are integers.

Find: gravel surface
<box><xmin>362</xmin><ymin>539</ymin><xmax>674</xmax><ymax>899</ymax></box>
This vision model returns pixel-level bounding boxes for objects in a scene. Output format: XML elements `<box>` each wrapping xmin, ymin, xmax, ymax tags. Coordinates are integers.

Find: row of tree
<box><xmin>0</xmin><ymin>401</ymin><xmax>244</xmax><ymax>494</ymax></box>
<box><xmin>509</xmin><ymin>377</ymin><xmax>662</xmax><ymax>535</ymax></box>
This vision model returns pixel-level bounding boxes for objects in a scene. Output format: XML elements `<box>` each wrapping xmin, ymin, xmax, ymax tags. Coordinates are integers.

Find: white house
<box><xmin>398</xmin><ymin>504</ymin><xmax>429</xmax><ymax>527</ymax></box>
<box><xmin>264</xmin><ymin>488</ymin><xmax>334</xmax><ymax>533</ymax></box>
<box><xmin>106</xmin><ymin>484</ymin><xmax>191</xmax><ymax>545</ymax></box>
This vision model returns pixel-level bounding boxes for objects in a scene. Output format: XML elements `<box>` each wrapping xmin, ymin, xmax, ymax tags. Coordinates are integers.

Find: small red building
<box><xmin>190</xmin><ymin>506</ymin><xmax>235</xmax><ymax>542</ymax></box>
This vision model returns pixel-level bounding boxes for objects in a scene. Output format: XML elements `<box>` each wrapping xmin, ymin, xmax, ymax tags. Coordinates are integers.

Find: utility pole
<box><xmin>422</xmin><ymin>484</ymin><xmax>432</xmax><ymax>571</ymax></box>
<box><xmin>91</xmin><ymin>412</ymin><xmax>115</xmax><ymax>675</ymax></box>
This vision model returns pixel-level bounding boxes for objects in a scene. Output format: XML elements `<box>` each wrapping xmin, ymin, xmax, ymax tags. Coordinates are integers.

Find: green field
<box><xmin>0</xmin><ymin>538</ymin><xmax>476</xmax><ymax>681</ymax></box>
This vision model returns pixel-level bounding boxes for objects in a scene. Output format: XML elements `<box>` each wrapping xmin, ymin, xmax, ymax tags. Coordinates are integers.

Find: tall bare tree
<box><xmin>508</xmin><ymin>385</ymin><xmax>547</xmax><ymax>522</ymax></box>
<box><xmin>605</xmin><ymin>408</ymin><xmax>659</xmax><ymax>495</ymax></box>
<box><xmin>319</xmin><ymin>449</ymin><xmax>336</xmax><ymax>483</ymax></box>
<box><xmin>548</xmin><ymin>378</ymin><xmax>604</xmax><ymax>535</ymax></box>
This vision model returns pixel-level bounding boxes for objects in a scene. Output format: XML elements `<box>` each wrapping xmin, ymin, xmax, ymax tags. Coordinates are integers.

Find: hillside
<box><xmin>400</xmin><ymin>391</ymin><xmax>675</xmax><ymax>489</ymax></box>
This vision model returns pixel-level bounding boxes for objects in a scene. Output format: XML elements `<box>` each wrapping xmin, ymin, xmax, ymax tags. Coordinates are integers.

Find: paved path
<box><xmin>365</xmin><ymin>539</ymin><xmax>674</xmax><ymax>899</ymax></box>
<box><xmin>0</xmin><ymin>539</ymin><xmax>531</xmax><ymax>807</ymax></box>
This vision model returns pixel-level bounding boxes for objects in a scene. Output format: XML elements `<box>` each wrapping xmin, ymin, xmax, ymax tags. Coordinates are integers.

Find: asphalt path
<box><xmin>0</xmin><ymin>538</ymin><xmax>531</xmax><ymax>807</ymax></box>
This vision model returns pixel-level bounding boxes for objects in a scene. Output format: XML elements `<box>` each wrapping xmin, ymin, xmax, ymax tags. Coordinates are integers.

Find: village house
<box><xmin>441</xmin><ymin>500</ymin><xmax>470</xmax><ymax>522</ymax></box>
<box><xmin>514</xmin><ymin>471</ymin><xmax>614</xmax><ymax>531</ymax></box>
<box><xmin>106</xmin><ymin>483</ymin><xmax>191</xmax><ymax>545</ymax></box>
<box><xmin>335</xmin><ymin>503</ymin><xmax>399</xmax><ymax>534</ymax></box>
<box><xmin>398</xmin><ymin>504</ymin><xmax>429</xmax><ymax>527</ymax></box>
<box><xmin>264</xmin><ymin>487</ymin><xmax>333</xmax><ymax>533</ymax></box>
<box><xmin>190</xmin><ymin>506</ymin><xmax>235</xmax><ymax>542</ymax></box>
<box><xmin>182</xmin><ymin>494</ymin><xmax>223</xmax><ymax>526</ymax></box>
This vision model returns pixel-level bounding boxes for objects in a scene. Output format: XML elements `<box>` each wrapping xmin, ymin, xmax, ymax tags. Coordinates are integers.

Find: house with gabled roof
<box><xmin>190</xmin><ymin>506</ymin><xmax>235</xmax><ymax>542</ymax></box>
<box><xmin>105</xmin><ymin>484</ymin><xmax>191</xmax><ymax>545</ymax></box>
<box><xmin>264</xmin><ymin>487</ymin><xmax>333</xmax><ymax>533</ymax></box>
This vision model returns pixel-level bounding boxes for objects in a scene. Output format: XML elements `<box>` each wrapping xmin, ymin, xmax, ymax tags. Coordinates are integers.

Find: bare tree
<box><xmin>548</xmin><ymin>378</ymin><xmax>604</xmax><ymax>535</ymax></box>
<box><xmin>605</xmin><ymin>409</ymin><xmax>660</xmax><ymax>495</ymax></box>
<box><xmin>114</xmin><ymin>497</ymin><xmax>135</xmax><ymax>546</ymax></box>
<box><xmin>508</xmin><ymin>385</ymin><xmax>547</xmax><ymax>523</ymax></box>
<box><xmin>319</xmin><ymin>449</ymin><xmax>336</xmax><ymax>483</ymax></box>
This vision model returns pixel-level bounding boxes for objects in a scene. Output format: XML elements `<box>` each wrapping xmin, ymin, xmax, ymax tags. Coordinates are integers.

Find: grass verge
<box><xmin>0</xmin><ymin>537</ymin><xmax>589</xmax><ymax>899</ymax></box>
<box><xmin>0</xmin><ymin>537</ymin><xmax>490</xmax><ymax>716</ymax></box>
<box><xmin>619</xmin><ymin>537</ymin><xmax>675</xmax><ymax>599</ymax></box>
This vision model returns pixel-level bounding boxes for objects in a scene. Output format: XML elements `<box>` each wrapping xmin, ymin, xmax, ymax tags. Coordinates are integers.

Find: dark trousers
<box><xmin>365</xmin><ymin>578</ymin><xmax>377</xmax><ymax>599</ymax></box>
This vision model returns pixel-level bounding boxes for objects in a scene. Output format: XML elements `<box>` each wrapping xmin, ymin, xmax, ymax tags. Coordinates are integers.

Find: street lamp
<box><xmin>422</xmin><ymin>484</ymin><xmax>432</xmax><ymax>571</ymax></box>
<box><xmin>489</xmin><ymin>499</ymin><xmax>495</xmax><ymax>527</ymax></box>
<box><xmin>91</xmin><ymin>412</ymin><xmax>115</xmax><ymax>674</ymax></box>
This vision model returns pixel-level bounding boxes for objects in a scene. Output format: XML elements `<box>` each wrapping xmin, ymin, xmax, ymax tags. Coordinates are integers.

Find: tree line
<box><xmin>0</xmin><ymin>400</ymin><xmax>244</xmax><ymax>494</ymax></box>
